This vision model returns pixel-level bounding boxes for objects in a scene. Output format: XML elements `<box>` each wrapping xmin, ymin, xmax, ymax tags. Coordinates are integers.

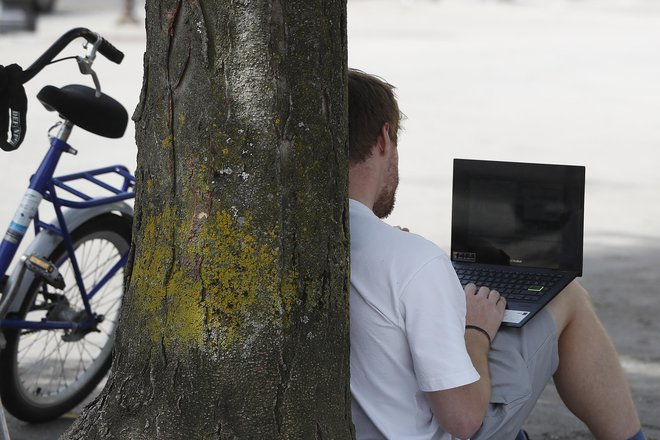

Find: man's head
<box><xmin>348</xmin><ymin>69</ymin><xmax>402</xmax><ymax>166</ymax></box>
<box><xmin>348</xmin><ymin>69</ymin><xmax>402</xmax><ymax>218</ymax></box>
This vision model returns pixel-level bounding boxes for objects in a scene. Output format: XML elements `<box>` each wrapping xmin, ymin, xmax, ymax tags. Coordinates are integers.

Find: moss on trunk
<box><xmin>61</xmin><ymin>0</ymin><xmax>351</xmax><ymax>438</ymax></box>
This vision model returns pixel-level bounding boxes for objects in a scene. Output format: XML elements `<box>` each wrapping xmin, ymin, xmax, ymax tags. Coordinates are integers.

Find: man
<box><xmin>347</xmin><ymin>68</ymin><xmax>645</xmax><ymax>440</ymax></box>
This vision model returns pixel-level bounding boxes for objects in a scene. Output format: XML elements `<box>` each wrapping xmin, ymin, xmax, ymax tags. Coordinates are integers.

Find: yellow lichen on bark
<box><xmin>161</xmin><ymin>134</ymin><xmax>173</xmax><ymax>149</ymax></box>
<box><xmin>130</xmin><ymin>206</ymin><xmax>299</xmax><ymax>352</ymax></box>
<box><xmin>196</xmin><ymin>211</ymin><xmax>299</xmax><ymax>350</ymax></box>
<box><xmin>129</xmin><ymin>206</ymin><xmax>204</xmax><ymax>348</ymax></box>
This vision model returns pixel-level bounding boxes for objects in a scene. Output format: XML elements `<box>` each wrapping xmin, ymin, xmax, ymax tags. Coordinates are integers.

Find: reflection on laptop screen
<box><xmin>451</xmin><ymin>159</ymin><xmax>585</xmax><ymax>273</ymax></box>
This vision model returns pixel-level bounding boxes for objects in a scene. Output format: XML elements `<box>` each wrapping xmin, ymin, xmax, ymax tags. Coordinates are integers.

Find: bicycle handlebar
<box><xmin>98</xmin><ymin>37</ymin><xmax>124</xmax><ymax>64</ymax></box>
<box><xmin>1</xmin><ymin>27</ymin><xmax>124</xmax><ymax>151</ymax></box>
<box><xmin>22</xmin><ymin>27</ymin><xmax>124</xmax><ymax>84</ymax></box>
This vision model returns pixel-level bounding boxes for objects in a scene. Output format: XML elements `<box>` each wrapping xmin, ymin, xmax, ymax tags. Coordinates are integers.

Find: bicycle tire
<box><xmin>0</xmin><ymin>213</ymin><xmax>131</xmax><ymax>423</ymax></box>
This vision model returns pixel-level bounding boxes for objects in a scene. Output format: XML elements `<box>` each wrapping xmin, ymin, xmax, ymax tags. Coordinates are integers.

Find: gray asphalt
<box><xmin>1</xmin><ymin>0</ymin><xmax>659</xmax><ymax>439</ymax></box>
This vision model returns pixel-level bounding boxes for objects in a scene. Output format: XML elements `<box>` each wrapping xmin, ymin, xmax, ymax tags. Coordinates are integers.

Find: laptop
<box><xmin>450</xmin><ymin>159</ymin><xmax>585</xmax><ymax>327</ymax></box>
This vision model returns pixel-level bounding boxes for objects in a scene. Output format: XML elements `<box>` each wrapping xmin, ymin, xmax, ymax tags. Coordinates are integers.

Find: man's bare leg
<box><xmin>546</xmin><ymin>281</ymin><xmax>641</xmax><ymax>440</ymax></box>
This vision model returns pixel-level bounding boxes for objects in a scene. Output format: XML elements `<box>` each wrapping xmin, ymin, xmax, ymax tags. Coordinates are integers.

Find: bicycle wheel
<box><xmin>0</xmin><ymin>213</ymin><xmax>131</xmax><ymax>422</ymax></box>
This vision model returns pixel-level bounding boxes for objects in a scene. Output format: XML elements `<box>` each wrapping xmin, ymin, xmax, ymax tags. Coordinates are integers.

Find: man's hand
<box><xmin>464</xmin><ymin>283</ymin><xmax>506</xmax><ymax>344</ymax></box>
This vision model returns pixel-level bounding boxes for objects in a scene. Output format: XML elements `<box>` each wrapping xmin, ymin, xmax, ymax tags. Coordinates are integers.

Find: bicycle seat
<box><xmin>37</xmin><ymin>84</ymin><xmax>128</xmax><ymax>138</ymax></box>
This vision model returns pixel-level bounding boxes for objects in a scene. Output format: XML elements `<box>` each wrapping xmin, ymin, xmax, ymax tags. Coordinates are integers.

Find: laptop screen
<box><xmin>451</xmin><ymin>159</ymin><xmax>585</xmax><ymax>274</ymax></box>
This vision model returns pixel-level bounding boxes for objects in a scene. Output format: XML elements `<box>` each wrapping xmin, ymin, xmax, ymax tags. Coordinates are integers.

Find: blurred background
<box><xmin>1</xmin><ymin>0</ymin><xmax>658</xmax><ymax>438</ymax></box>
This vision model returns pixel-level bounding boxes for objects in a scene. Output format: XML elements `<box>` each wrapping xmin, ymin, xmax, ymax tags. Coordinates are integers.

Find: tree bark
<box><xmin>62</xmin><ymin>0</ymin><xmax>351</xmax><ymax>438</ymax></box>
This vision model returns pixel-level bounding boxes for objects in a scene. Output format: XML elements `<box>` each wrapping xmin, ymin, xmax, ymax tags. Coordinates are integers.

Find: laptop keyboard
<box><xmin>454</xmin><ymin>267</ymin><xmax>563</xmax><ymax>302</ymax></box>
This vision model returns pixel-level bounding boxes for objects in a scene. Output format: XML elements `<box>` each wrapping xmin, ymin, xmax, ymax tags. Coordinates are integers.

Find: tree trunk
<box><xmin>62</xmin><ymin>0</ymin><xmax>351</xmax><ymax>438</ymax></box>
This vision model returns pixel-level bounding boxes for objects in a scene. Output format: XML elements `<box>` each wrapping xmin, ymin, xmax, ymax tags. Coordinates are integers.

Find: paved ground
<box><xmin>0</xmin><ymin>0</ymin><xmax>659</xmax><ymax>438</ymax></box>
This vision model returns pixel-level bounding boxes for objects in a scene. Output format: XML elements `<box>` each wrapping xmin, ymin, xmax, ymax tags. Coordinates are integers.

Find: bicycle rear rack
<box><xmin>45</xmin><ymin>164</ymin><xmax>135</xmax><ymax>208</ymax></box>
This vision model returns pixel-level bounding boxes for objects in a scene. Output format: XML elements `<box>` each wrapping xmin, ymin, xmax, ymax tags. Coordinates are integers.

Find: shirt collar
<box><xmin>349</xmin><ymin>198</ymin><xmax>376</xmax><ymax>217</ymax></box>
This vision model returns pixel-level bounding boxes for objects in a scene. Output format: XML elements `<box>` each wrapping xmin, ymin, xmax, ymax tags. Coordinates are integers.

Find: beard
<box><xmin>373</xmin><ymin>163</ymin><xmax>399</xmax><ymax>219</ymax></box>
<box><xmin>373</xmin><ymin>188</ymin><xmax>396</xmax><ymax>219</ymax></box>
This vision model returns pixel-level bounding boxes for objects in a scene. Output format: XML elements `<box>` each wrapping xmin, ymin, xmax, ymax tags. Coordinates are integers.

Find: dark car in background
<box><xmin>0</xmin><ymin>0</ymin><xmax>56</xmax><ymax>32</ymax></box>
<box><xmin>33</xmin><ymin>0</ymin><xmax>56</xmax><ymax>13</ymax></box>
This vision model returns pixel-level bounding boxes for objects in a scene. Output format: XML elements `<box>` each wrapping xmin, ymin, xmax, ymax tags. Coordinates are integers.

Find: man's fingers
<box><xmin>465</xmin><ymin>284</ymin><xmax>500</xmax><ymax>300</ymax></box>
<box><xmin>476</xmin><ymin>286</ymin><xmax>490</xmax><ymax>297</ymax></box>
<box><xmin>465</xmin><ymin>285</ymin><xmax>507</xmax><ymax>313</ymax></box>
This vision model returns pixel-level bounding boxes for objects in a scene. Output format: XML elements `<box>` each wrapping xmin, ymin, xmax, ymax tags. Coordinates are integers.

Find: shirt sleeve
<box><xmin>400</xmin><ymin>254</ymin><xmax>480</xmax><ymax>392</ymax></box>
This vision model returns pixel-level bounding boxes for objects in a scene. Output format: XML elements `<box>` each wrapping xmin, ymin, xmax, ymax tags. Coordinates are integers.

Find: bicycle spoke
<box><xmin>92</xmin><ymin>292</ymin><xmax>122</xmax><ymax>313</ymax></box>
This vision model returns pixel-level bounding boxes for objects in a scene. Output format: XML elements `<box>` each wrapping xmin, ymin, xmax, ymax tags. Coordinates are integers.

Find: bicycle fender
<box><xmin>3</xmin><ymin>202</ymin><xmax>133</xmax><ymax>314</ymax></box>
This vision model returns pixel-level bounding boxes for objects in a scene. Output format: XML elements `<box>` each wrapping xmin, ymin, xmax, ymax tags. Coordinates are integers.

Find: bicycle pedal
<box><xmin>25</xmin><ymin>255</ymin><xmax>65</xmax><ymax>290</ymax></box>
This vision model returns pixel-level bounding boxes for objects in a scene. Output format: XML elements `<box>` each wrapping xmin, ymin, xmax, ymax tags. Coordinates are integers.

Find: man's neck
<box><xmin>348</xmin><ymin>165</ymin><xmax>380</xmax><ymax>212</ymax></box>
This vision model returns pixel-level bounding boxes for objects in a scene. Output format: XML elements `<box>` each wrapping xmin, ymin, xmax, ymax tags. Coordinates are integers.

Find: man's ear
<box><xmin>375</xmin><ymin>122</ymin><xmax>391</xmax><ymax>155</ymax></box>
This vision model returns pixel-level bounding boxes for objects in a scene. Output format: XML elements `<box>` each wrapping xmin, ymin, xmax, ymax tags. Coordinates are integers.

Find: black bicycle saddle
<box><xmin>37</xmin><ymin>84</ymin><xmax>128</xmax><ymax>138</ymax></box>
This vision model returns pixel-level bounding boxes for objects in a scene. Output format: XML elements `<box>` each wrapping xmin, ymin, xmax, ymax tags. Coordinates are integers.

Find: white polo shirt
<box><xmin>349</xmin><ymin>199</ymin><xmax>480</xmax><ymax>440</ymax></box>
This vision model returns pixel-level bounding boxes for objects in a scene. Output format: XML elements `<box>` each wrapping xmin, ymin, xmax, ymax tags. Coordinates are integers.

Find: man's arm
<box><xmin>427</xmin><ymin>284</ymin><xmax>505</xmax><ymax>439</ymax></box>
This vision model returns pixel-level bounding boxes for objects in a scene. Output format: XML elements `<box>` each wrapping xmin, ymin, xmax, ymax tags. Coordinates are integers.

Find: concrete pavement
<box><xmin>1</xmin><ymin>0</ymin><xmax>659</xmax><ymax>438</ymax></box>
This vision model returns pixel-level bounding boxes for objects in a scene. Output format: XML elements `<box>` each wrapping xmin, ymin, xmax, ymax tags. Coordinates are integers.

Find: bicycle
<box><xmin>0</xmin><ymin>27</ymin><xmax>135</xmax><ymax>424</ymax></box>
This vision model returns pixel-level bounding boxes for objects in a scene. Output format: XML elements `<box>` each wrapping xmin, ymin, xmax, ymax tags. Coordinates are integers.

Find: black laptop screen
<box><xmin>451</xmin><ymin>159</ymin><xmax>585</xmax><ymax>273</ymax></box>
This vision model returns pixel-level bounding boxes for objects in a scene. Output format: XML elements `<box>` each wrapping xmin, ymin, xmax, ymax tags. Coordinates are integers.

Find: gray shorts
<box><xmin>473</xmin><ymin>309</ymin><xmax>560</xmax><ymax>440</ymax></box>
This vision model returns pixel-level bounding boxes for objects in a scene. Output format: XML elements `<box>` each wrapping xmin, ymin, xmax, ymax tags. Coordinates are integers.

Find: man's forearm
<box><xmin>426</xmin><ymin>332</ymin><xmax>493</xmax><ymax>439</ymax></box>
<box><xmin>464</xmin><ymin>330</ymin><xmax>492</xmax><ymax>416</ymax></box>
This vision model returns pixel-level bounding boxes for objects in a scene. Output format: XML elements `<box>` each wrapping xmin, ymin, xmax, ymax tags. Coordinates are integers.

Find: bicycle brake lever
<box><xmin>76</xmin><ymin>57</ymin><xmax>102</xmax><ymax>98</ymax></box>
<box><xmin>90</xmin><ymin>69</ymin><xmax>102</xmax><ymax>98</ymax></box>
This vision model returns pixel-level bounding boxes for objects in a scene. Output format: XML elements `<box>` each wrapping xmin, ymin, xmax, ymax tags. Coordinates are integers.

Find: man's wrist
<box><xmin>465</xmin><ymin>325</ymin><xmax>492</xmax><ymax>349</ymax></box>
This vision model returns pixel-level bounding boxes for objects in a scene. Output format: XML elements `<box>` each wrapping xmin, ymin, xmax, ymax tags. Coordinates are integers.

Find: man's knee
<box><xmin>546</xmin><ymin>280</ymin><xmax>594</xmax><ymax>334</ymax></box>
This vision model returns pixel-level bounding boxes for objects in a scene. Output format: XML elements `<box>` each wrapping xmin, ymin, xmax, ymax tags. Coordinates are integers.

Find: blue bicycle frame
<box><xmin>0</xmin><ymin>121</ymin><xmax>135</xmax><ymax>332</ymax></box>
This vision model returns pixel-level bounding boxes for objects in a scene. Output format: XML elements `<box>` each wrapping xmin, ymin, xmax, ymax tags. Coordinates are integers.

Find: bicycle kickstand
<box><xmin>0</xmin><ymin>400</ymin><xmax>10</xmax><ymax>440</ymax></box>
<box><xmin>0</xmin><ymin>334</ymin><xmax>9</xmax><ymax>439</ymax></box>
